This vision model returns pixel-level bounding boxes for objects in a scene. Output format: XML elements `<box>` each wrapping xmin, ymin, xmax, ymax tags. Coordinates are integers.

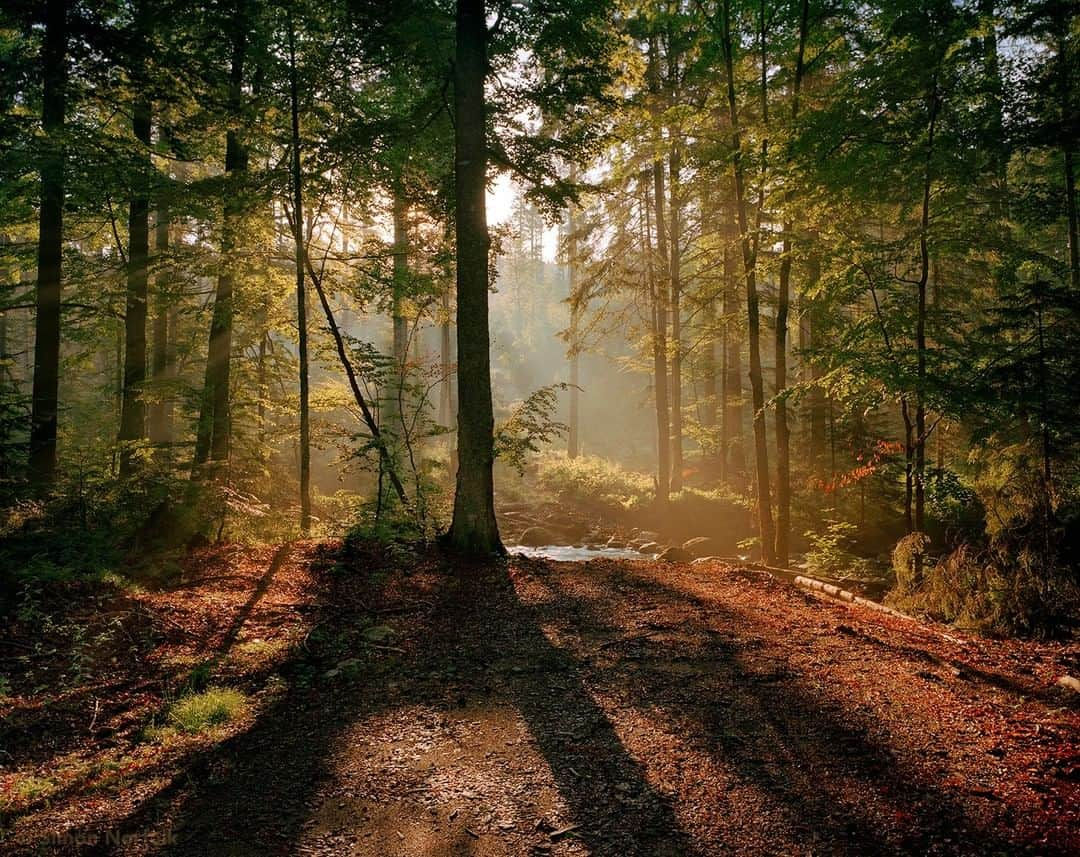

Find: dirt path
<box><xmin>3</xmin><ymin>543</ymin><xmax>1078</xmax><ymax>855</ymax></box>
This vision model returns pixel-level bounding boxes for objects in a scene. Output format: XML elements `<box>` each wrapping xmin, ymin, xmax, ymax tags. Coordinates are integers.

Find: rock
<box><xmin>638</xmin><ymin>531</ymin><xmax>661</xmax><ymax>542</ymax></box>
<box><xmin>638</xmin><ymin>542</ymin><xmax>661</xmax><ymax>554</ymax></box>
<box><xmin>519</xmin><ymin>526</ymin><xmax>557</xmax><ymax>546</ymax></box>
<box><xmin>606</xmin><ymin>537</ymin><xmax>626</xmax><ymax>549</ymax></box>
<box><xmin>691</xmin><ymin>556</ymin><xmax>721</xmax><ymax>564</ymax></box>
<box><xmin>658</xmin><ymin>546</ymin><xmax>692</xmax><ymax>563</ymax></box>
<box><xmin>682</xmin><ymin>536</ymin><xmax>723</xmax><ymax>558</ymax></box>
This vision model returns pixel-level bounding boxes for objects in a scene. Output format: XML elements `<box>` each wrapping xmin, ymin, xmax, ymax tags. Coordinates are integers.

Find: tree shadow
<box><xmin>536</xmin><ymin>559</ymin><xmax>1059</xmax><ymax>855</ymax></box>
<box><xmin>31</xmin><ymin>547</ymin><xmax>692</xmax><ymax>856</ymax></box>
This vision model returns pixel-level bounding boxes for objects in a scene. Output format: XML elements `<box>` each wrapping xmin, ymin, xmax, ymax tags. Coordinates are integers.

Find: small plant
<box><xmin>805</xmin><ymin>520</ymin><xmax>877</xmax><ymax>579</ymax></box>
<box><xmin>0</xmin><ymin>675</ymin><xmax>10</xmax><ymax>701</ymax></box>
<box><xmin>147</xmin><ymin>686</ymin><xmax>248</xmax><ymax>740</ymax></box>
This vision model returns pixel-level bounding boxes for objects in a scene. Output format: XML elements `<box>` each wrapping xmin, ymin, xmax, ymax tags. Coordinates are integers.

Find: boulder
<box><xmin>682</xmin><ymin>536</ymin><xmax>724</xmax><ymax>558</ymax></box>
<box><xmin>658</xmin><ymin>546</ymin><xmax>693</xmax><ymax>563</ymax></box>
<box><xmin>519</xmin><ymin>526</ymin><xmax>558</xmax><ymax>547</ymax></box>
<box><xmin>638</xmin><ymin>542</ymin><xmax>661</xmax><ymax>554</ymax></box>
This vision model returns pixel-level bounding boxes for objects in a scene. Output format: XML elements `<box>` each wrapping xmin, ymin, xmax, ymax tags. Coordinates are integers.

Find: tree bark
<box><xmin>288</xmin><ymin>11</ymin><xmax>311</xmax><ymax>533</ymax></box>
<box><xmin>149</xmin><ymin>191</ymin><xmax>172</xmax><ymax>445</ymax></box>
<box><xmin>389</xmin><ymin>189</ymin><xmax>410</xmax><ymax>446</ymax></box>
<box><xmin>720</xmin><ymin>0</ymin><xmax>775</xmax><ymax>563</ymax></box>
<box><xmin>29</xmin><ymin>0</ymin><xmax>66</xmax><ymax>487</ymax></box>
<box><xmin>446</xmin><ymin>0</ymin><xmax>502</xmax><ymax>554</ymax></box>
<box><xmin>567</xmin><ymin>184</ymin><xmax>580</xmax><ymax>459</ymax></box>
<box><xmin>119</xmin><ymin>97</ymin><xmax>151</xmax><ymax>476</ymax></box>
<box><xmin>194</xmin><ymin>14</ymin><xmax>247</xmax><ymax>473</ymax></box>
<box><xmin>772</xmin><ymin>0</ymin><xmax>809</xmax><ymax>565</ymax></box>
<box><xmin>668</xmin><ymin>139</ymin><xmax>684</xmax><ymax>492</ymax></box>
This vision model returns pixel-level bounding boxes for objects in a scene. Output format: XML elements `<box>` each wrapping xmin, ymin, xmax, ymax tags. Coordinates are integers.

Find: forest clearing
<box><xmin>2</xmin><ymin>0</ymin><xmax>1079</xmax><ymax>853</ymax></box>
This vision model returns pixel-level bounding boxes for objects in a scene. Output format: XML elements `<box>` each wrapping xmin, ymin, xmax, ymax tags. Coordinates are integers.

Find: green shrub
<box><xmin>804</xmin><ymin>520</ymin><xmax>878</xmax><ymax>579</ymax></box>
<box><xmin>535</xmin><ymin>454</ymin><xmax>653</xmax><ymax>512</ymax></box>
<box><xmin>892</xmin><ymin>532</ymin><xmax>932</xmax><ymax>593</ymax></box>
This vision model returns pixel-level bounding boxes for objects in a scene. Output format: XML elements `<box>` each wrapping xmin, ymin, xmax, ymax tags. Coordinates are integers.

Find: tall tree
<box><xmin>118</xmin><ymin>69</ymin><xmax>151</xmax><ymax>475</ymax></box>
<box><xmin>29</xmin><ymin>0</ymin><xmax>66</xmax><ymax>487</ymax></box>
<box><xmin>717</xmin><ymin>0</ymin><xmax>775</xmax><ymax>563</ymax></box>
<box><xmin>446</xmin><ymin>0</ymin><xmax>502</xmax><ymax>553</ymax></box>
<box><xmin>194</xmin><ymin>3</ymin><xmax>249</xmax><ymax>473</ymax></box>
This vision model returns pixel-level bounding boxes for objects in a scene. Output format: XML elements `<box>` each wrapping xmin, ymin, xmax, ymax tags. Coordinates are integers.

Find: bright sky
<box><xmin>487</xmin><ymin>173</ymin><xmax>560</xmax><ymax>262</ymax></box>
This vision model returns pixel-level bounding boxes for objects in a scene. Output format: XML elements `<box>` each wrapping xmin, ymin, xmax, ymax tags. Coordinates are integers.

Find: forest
<box><xmin>1</xmin><ymin>0</ymin><xmax>1078</xmax><ymax>854</ymax></box>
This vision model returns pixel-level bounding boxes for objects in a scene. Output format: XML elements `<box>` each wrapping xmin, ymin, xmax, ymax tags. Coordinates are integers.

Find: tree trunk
<box><xmin>772</xmin><ymin>0</ymin><xmax>809</xmax><ymax>565</ymax></box>
<box><xmin>29</xmin><ymin>0</ymin><xmax>66</xmax><ymax>487</ymax></box>
<box><xmin>194</xmin><ymin>19</ymin><xmax>247</xmax><ymax>473</ymax></box>
<box><xmin>721</xmin><ymin>197</ymin><xmax>745</xmax><ymax>487</ymax></box>
<box><xmin>1066</xmin><ymin>148</ymin><xmax>1078</xmax><ymax>291</ymax></box>
<box><xmin>149</xmin><ymin>190</ymin><xmax>171</xmax><ymax>445</ymax></box>
<box><xmin>915</xmin><ymin>82</ymin><xmax>940</xmax><ymax>539</ymax></box>
<box><xmin>389</xmin><ymin>189</ymin><xmax>409</xmax><ymax>446</ymax></box>
<box><xmin>288</xmin><ymin>12</ymin><xmax>311</xmax><ymax>533</ymax></box>
<box><xmin>644</xmin><ymin>182</ymin><xmax>670</xmax><ymax>506</ymax></box>
<box><xmin>446</xmin><ymin>0</ymin><xmax>502</xmax><ymax>554</ymax></box>
<box><xmin>668</xmin><ymin>140</ymin><xmax>684</xmax><ymax>492</ymax></box>
<box><xmin>720</xmin><ymin>0</ymin><xmax>775</xmax><ymax>563</ymax></box>
<box><xmin>567</xmin><ymin>171</ymin><xmax>580</xmax><ymax>459</ymax></box>
<box><xmin>119</xmin><ymin>97</ymin><xmax>151</xmax><ymax>476</ymax></box>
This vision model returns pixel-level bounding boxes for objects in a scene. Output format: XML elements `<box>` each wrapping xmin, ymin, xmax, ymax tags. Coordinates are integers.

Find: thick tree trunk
<box><xmin>446</xmin><ymin>0</ymin><xmax>502</xmax><ymax>554</ymax></box>
<box><xmin>29</xmin><ymin>0</ymin><xmax>66</xmax><ymax>487</ymax></box>
<box><xmin>720</xmin><ymin>0</ymin><xmax>774</xmax><ymax>563</ymax></box>
<box><xmin>194</xmin><ymin>22</ymin><xmax>247</xmax><ymax>473</ymax></box>
<box><xmin>288</xmin><ymin>12</ymin><xmax>311</xmax><ymax>533</ymax></box>
<box><xmin>119</xmin><ymin>97</ymin><xmax>151</xmax><ymax>476</ymax></box>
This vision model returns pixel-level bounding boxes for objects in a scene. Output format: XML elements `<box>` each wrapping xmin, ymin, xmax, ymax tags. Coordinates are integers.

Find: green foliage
<box><xmin>150</xmin><ymin>687</ymin><xmax>247</xmax><ymax>739</ymax></box>
<box><xmin>494</xmin><ymin>384</ymin><xmax>571</xmax><ymax>475</ymax></box>
<box><xmin>536</xmin><ymin>453</ymin><xmax>653</xmax><ymax>511</ymax></box>
<box><xmin>804</xmin><ymin>520</ymin><xmax>879</xmax><ymax>580</ymax></box>
<box><xmin>892</xmin><ymin>532</ymin><xmax>933</xmax><ymax>594</ymax></box>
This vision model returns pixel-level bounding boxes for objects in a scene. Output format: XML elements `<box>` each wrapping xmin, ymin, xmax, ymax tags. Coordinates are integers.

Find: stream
<box><xmin>510</xmin><ymin>544</ymin><xmax>651</xmax><ymax>562</ymax></box>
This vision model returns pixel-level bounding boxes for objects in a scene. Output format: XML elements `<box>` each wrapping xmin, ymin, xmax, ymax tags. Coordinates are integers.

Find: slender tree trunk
<box><xmin>915</xmin><ymin>82</ymin><xmax>940</xmax><ymax>540</ymax></box>
<box><xmin>389</xmin><ymin>189</ymin><xmax>409</xmax><ymax>447</ymax></box>
<box><xmin>119</xmin><ymin>97</ymin><xmax>151</xmax><ymax>476</ymax></box>
<box><xmin>29</xmin><ymin>0</ymin><xmax>66</xmax><ymax>487</ymax></box>
<box><xmin>149</xmin><ymin>192</ymin><xmax>171</xmax><ymax>445</ymax></box>
<box><xmin>720</xmin><ymin>0</ymin><xmax>775</xmax><ymax>563</ymax></box>
<box><xmin>721</xmin><ymin>194</ymin><xmax>746</xmax><ymax>487</ymax></box>
<box><xmin>194</xmin><ymin>20</ymin><xmax>247</xmax><ymax>473</ymax></box>
<box><xmin>439</xmin><ymin>288</ymin><xmax>454</xmax><ymax>428</ymax></box>
<box><xmin>288</xmin><ymin>12</ymin><xmax>310</xmax><ymax>533</ymax></box>
<box><xmin>567</xmin><ymin>171</ymin><xmax>580</xmax><ymax>459</ymax></box>
<box><xmin>644</xmin><ymin>183</ymin><xmax>670</xmax><ymax>505</ymax></box>
<box><xmin>668</xmin><ymin>140</ymin><xmax>684</xmax><ymax>491</ymax></box>
<box><xmin>446</xmin><ymin>0</ymin><xmax>502</xmax><ymax>553</ymax></box>
<box><xmin>772</xmin><ymin>0</ymin><xmax>809</xmax><ymax>565</ymax></box>
<box><xmin>1066</xmin><ymin>148</ymin><xmax>1079</xmax><ymax>291</ymax></box>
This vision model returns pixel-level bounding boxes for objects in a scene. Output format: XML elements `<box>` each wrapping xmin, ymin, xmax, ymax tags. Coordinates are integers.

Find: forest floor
<box><xmin>1</xmin><ymin>539</ymin><xmax>1079</xmax><ymax>856</ymax></box>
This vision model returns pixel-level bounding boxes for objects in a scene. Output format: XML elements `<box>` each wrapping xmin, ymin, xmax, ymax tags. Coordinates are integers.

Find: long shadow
<box><xmin>418</xmin><ymin>557</ymin><xmax>696</xmax><ymax>856</ymax></box>
<box><xmin>539</xmin><ymin>559</ymin><xmax>1059</xmax><ymax>855</ymax></box>
<box><xmin>17</xmin><ymin>548</ymin><xmax>1054</xmax><ymax>856</ymax></box>
<box><xmin>21</xmin><ymin>544</ymin><xmax>690</xmax><ymax>856</ymax></box>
